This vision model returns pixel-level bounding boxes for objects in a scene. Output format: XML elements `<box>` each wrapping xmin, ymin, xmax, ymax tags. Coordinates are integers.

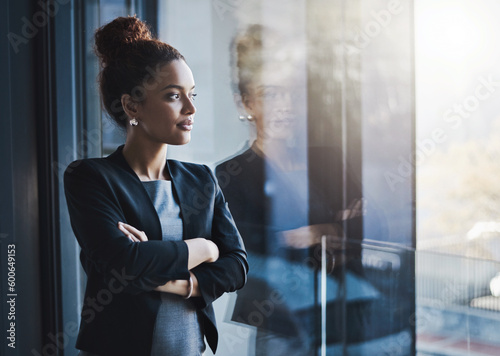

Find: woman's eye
<box><xmin>259</xmin><ymin>89</ymin><xmax>278</xmax><ymax>99</ymax></box>
<box><xmin>190</xmin><ymin>93</ymin><xmax>197</xmax><ymax>101</ymax></box>
<box><xmin>167</xmin><ymin>93</ymin><xmax>180</xmax><ymax>100</ymax></box>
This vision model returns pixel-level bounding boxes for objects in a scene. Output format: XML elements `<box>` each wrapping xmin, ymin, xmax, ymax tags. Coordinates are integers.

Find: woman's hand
<box><xmin>335</xmin><ymin>198</ymin><xmax>367</xmax><ymax>221</ymax></box>
<box><xmin>118</xmin><ymin>221</ymin><xmax>149</xmax><ymax>242</ymax></box>
<box><xmin>184</xmin><ymin>238</ymin><xmax>219</xmax><ymax>269</ymax></box>
<box><xmin>282</xmin><ymin>223</ymin><xmax>344</xmax><ymax>273</ymax></box>
<box><xmin>281</xmin><ymin>223</ymin><xmax>344</xmax><ymax>249</ymax></box>
<box><xmin>154</xmin><ymin>271</ymin><xmax>201</xmax><ymax>298</ymax></box>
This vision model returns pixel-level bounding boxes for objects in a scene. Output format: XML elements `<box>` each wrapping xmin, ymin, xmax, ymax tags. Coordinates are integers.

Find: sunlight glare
<box><xmin>417</xmin><ymin>2</ymin><xmax>488</xmax><ymax>68</ymax></box>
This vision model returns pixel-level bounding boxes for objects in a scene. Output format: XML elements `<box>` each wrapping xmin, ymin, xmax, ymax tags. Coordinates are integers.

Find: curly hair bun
<box><xmin>94</xmin><ymin>15</ymin><xmax>153</xmax><ymax>67</ymax></box>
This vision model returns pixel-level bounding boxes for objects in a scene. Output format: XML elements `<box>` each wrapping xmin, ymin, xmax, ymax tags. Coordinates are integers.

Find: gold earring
<box><xmin>129</xmin><ymin>118</ymin><xmax>138</xmax><ymax>126</ymax></box>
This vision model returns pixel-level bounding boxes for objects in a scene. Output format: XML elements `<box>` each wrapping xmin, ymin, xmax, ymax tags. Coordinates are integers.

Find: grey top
<box><xmin>142</xmin><ymin>180</ymin><xmax>205</xmax><ymax>356</ymax></box>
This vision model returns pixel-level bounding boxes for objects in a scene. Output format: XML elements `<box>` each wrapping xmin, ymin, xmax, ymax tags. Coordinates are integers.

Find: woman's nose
<box><xmin>183</xmin><ymin>96</ymin><xmax>196</xmax><ymax>115</ymax></box>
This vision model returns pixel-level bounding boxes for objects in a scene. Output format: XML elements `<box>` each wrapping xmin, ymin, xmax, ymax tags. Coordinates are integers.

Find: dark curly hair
<box><xmin>230</xmin><ymin>24</ymin><xmax>302</xmax><ymax>96</ymax></box>
<box><xmin>94</xmin><ymin>15</ymin><xmax>185</xmax><ymax>128</ymax></box>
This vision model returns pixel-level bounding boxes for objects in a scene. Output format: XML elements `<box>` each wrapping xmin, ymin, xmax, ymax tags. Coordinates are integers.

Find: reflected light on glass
<box><xmin>416</xmin><ymin>1</ymin><xmax>490</xmax><ymax>69</ymax></box>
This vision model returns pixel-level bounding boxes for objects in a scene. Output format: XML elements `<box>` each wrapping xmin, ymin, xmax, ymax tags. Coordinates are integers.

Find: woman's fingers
<box><xmin>336</xmin><ymin>198</ymin><xmax>367</xmax><ymax>221</ymax></box>
<box><xmin>347</xmin><ymin>198</ymin><xmax>365</xmax><ymax>219</ymax></box>
<box><xmin>281</xmin><ymin>224</ymin><xmax>345</xmax><ymax>249</ymax></box>
<box><xmin>117</xmin><ymin>222</ymin><xmax>149</xmax><ymax>242</ymax></box>
<box><xmin>118</xmin><ymin>223</ymin><xmax>138</xmax><ymax>242</ymax></box>
<box><xmin>128</xmin><ymin>234</ymin><xmax>140</xmax><ymax>242</ymax></box>
<box><xmin>117</xmin><ymin>223</ymin><xmax>133</xmax><ymax>241</ymax></box>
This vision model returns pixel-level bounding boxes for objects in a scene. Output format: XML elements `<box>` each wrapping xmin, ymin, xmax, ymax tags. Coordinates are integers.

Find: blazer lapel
<box><xmin>105</xmin><ymin>145</ymin><xmax>164</xmax><ymax>241</ymax></box>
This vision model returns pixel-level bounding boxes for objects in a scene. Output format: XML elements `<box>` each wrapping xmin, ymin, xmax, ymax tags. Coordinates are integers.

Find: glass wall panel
<box><xmin>158</xmin><ymin>1</ymin><xmax>415</xmax><ymax>355</ymax></box>
<box><xmin>416</xmin><ymin>0</ymin><xmax>500</xmax><ymax>354</ymax></box>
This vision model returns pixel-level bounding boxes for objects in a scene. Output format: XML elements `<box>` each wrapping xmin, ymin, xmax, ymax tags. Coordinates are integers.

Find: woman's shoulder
<box><xmin>215</xmin><ymin>147</ymin><xmax>261</xmax><ymax>173</ymax></box>
<box><xmin>62</xmin><ymin>157</ymin><xmax>121</xmax><ymax>196</ymax></box>
<box><xmin>64</xmin><ymin>145</ymin><xmax>134</xmax><ymax>178</ymax></box>
<box><xmin>64</xmin><ymin>156</ymin><xmax>106</xmax><ymax>176</ymax></box>
<box><xmin>64</xmin><ymin>156</ymin><xmax>121</xmax><ymax>178</ymax></box>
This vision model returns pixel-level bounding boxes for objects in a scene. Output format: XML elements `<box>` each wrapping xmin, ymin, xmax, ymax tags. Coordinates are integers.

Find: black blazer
<box><xmin>216</xmin><ymin>146</ymin><xmax>368</xmax><ymax>342</ymax></box>
<box><xmin>64</xmin><ymin>145</ymin><xmax>248</xmax><ymax>356</ymax></box>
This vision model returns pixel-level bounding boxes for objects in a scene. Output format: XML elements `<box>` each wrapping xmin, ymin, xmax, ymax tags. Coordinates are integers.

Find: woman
<box><xmin>64</xmin><ymin>16</ymin><xmax>247</xmax><ymax>356</ymax></box>
<box><xmin>216</xmin><ymin>25</ymin><xmax>387</xmax><ymax>355</ymax></box>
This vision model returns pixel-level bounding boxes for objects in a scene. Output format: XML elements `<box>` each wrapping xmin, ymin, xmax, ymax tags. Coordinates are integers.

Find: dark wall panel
<box><xmin>1</xmin><ymin>0</ymin><xmax>43</xmax><ymax>355</ymax></box>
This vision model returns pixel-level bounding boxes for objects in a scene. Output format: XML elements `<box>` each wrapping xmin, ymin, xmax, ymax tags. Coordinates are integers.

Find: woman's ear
<box><xmin>237</xmin><ymin>92</ymin><xmax>254</xmax><ymax>116</ymax></box>
<box><xmin>233</xmin><ymin>93</ymin><xmax>246</xmax><ymax>117</ymax></box>
<box><xmin>121</xmin><ymin>94</ymin><xmax>139</xmax><ymax>119</ymax></box>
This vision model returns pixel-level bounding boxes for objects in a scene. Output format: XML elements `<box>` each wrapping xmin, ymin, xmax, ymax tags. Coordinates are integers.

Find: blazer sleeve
<box><xmin>64</xmin><ymin>160</ymin><xmax>190</xmax><ymax>295</ymax></box>
<box><xmin>190</xmin><ymin>166</ymin><xmax>249</xmax><ymax>308</ymax></box>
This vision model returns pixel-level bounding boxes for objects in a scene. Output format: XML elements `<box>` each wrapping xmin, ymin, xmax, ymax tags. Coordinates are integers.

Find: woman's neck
<box><xmin>253</xmin><ymin>138</ymin><xmax>303</xmax><ymax>171</ymax></box>
<box><xmin>122</xmin><ymin>138</ymin><xmax>170</xmax><ymax>181</ymax></box>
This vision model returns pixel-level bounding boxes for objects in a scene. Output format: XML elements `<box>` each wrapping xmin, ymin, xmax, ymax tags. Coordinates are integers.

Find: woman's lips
<box><xmin>177</xmin><ymin>119</ymin><xmax>194</xmax><ymax>131</ymax></box>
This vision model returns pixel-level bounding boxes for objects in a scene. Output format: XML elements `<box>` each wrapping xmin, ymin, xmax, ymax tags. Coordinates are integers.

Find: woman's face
<box><xmin>133</xmin><ymin>60</ymin><xmax>196</xmax><ymax>145</ymax></box>
<box><xmin>242</xmin><ymin>65</ymin><xmax>305</xmax><ymax>141</ymax></box>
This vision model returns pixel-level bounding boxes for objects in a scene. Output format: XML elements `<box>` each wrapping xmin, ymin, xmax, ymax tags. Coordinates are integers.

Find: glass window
<box><xmin>416</xmin><ymin>0</ymin><xmax>500</xmax><ymax>354</ymax></box>
<box><xmin>158</xmin><ymin>1</ymin><xmax>415</xmax><ymax>355</ymax></box>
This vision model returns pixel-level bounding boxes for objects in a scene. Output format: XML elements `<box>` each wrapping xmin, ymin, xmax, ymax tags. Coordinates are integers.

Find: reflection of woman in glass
<box><xmin>216</xmin><ymin>25</ymin><xmax>370</xmax><ymax>355</ymax></box>
<box><xmin>64</xmin><ymin>16</ymin><xmax>247</xmax><ymax>356</ymax></box>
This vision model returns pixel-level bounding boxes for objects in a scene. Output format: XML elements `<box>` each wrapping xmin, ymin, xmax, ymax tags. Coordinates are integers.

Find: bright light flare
<box><xmin>416</xmin><ymin>1</ymin><xmax>490</xmax><ymax>69</ymax></box>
